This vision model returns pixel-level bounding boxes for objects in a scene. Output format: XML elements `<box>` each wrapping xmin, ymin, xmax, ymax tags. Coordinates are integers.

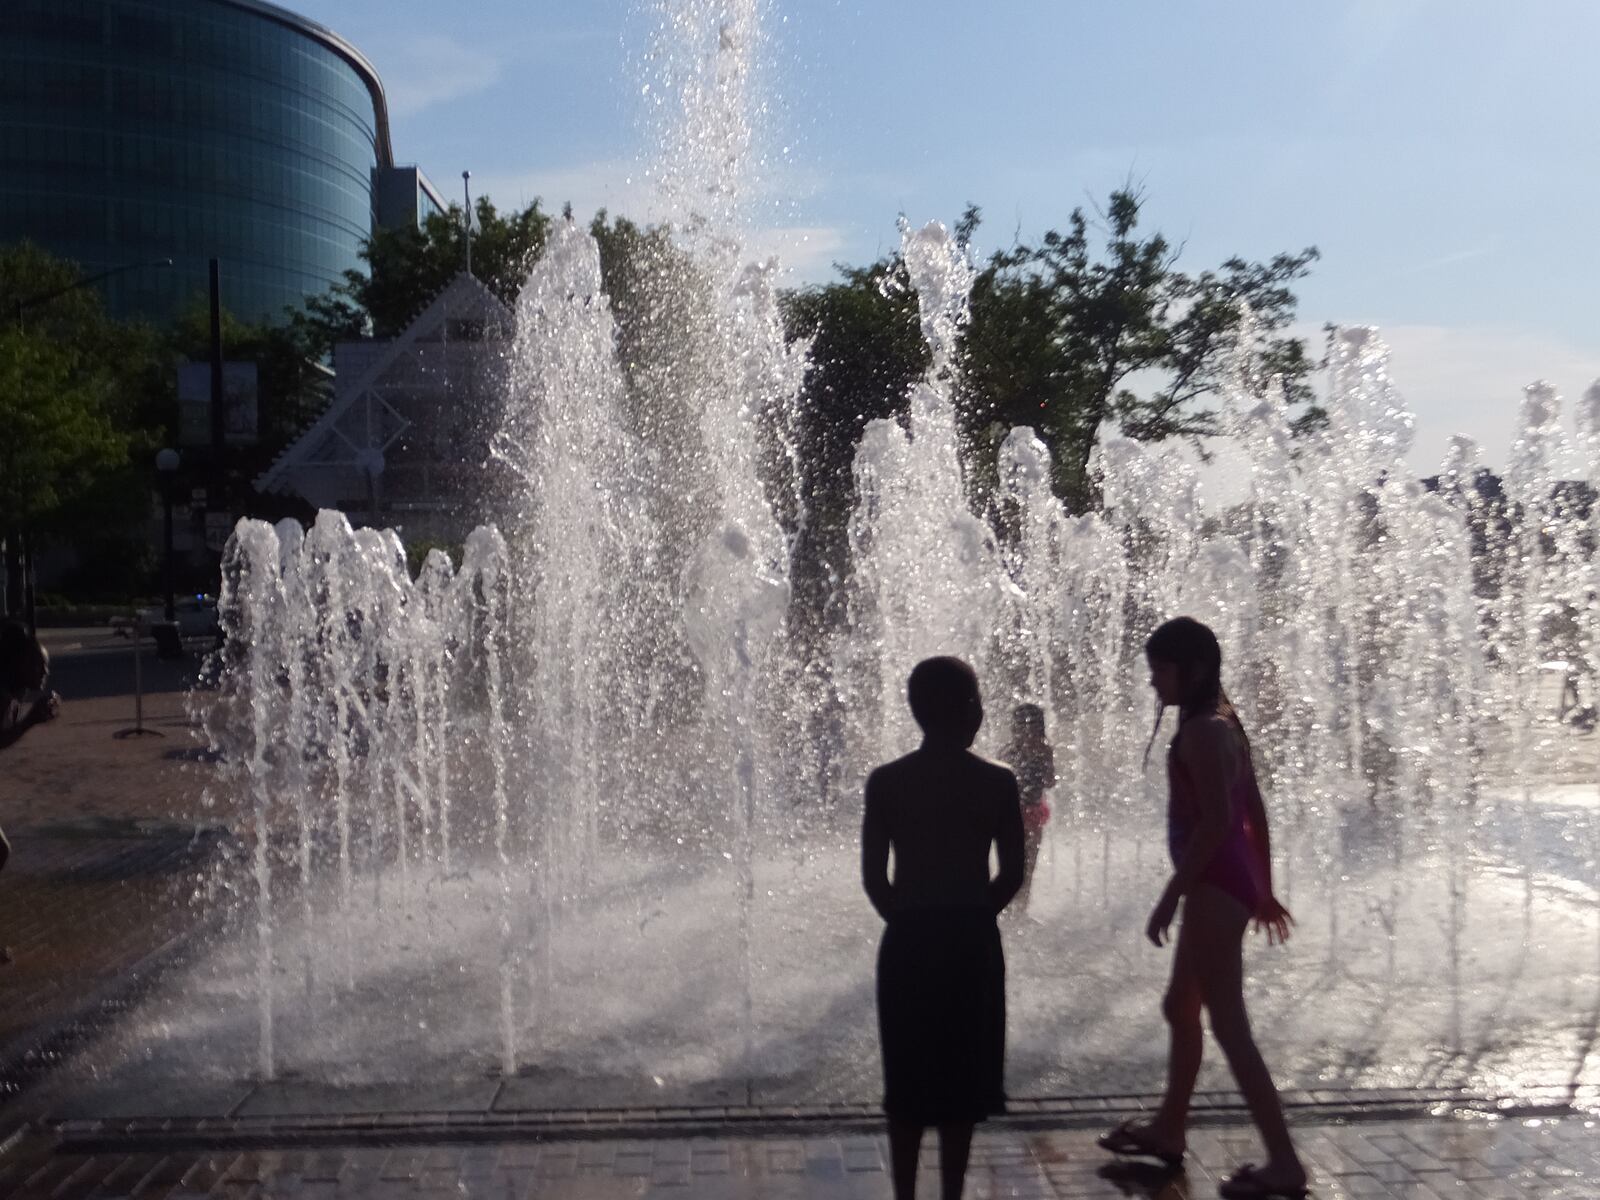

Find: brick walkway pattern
<box><xmin>0</xmin><ymin>828</ymin><xmax>219</xmax><ymax>1084</ymax></box>
<box><xmin>2</xmin><ymin>1113</ymin><xmax>1598</xmax><ymax>1198</ymax></box>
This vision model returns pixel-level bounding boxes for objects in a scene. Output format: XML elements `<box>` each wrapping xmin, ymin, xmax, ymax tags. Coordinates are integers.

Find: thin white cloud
<box><xmin>1365</xmin><ymin>323</ymin><xmax>1600</xmax><ymax>475</ymax></box>
<box><xmin>471</xmin><ymin>161</ymin><xmax>651</xmax><ymax>222</ymax></box>
<box><xmin>500</xmin><ymin>26</ymin><xmax>613</xmax><ymax>61</ymax></box>
<box><xmin>383</xmin><ymin>35</ymin><xmax>504</xmax><ymax>118</ymax></box>
<box><xmin>471</xmin><ymin>162</ymin><xmax>847</xmax><ymax>282</ymax></box>
<box><xmin>1403</xmin><ymin>243</ymin><xmax>1498</xmax><ymax>275</ymax></box>
<box><xmin>742</xmin><ymin>226</ymin><xmax>848</xmax><ymax>283</ymax></box>
<box><xmin>1194</xmin><ymin>321</ymin><xmax>1600</xmax><ymax>505</ymax></box>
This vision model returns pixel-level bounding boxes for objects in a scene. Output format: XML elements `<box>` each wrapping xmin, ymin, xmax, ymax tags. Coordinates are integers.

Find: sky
<box><xmin>294</xmin><ymin>0</ymin><xmax>1600</xmax><ymax>475</ymax></box>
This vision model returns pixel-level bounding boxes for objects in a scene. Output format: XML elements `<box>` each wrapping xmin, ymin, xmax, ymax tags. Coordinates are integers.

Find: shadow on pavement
<box><xmin>47</xmin><ymin>644</ymin><xmax>204</xmax><ymax>701</ymax></box>
<box><xmin>1095</xmin><ymin>1161</ymin><xmax>1192</xmax><ymax>1200</ymax></box>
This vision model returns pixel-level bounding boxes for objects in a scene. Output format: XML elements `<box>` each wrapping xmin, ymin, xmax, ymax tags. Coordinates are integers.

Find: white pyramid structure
<box><xmin>257</xmin><ymin>272</ymin><xmax>512</xmax><ymax>539</ymax></box>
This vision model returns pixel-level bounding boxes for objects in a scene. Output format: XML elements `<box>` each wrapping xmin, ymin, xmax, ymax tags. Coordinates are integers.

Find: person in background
<box><xmin>1000</xmin><ymin>702</ymin><xmax>1055</xmax><ymax>915</ymax></box>
<box><xmin>0</xmin><ymin>618</ymin><xmax>58</xmax><ymax>757</ymax></box>
<box><xmin>0</xmin><ymin>619</ymin><xmax>60</xmax><ymax>966</ymax></box>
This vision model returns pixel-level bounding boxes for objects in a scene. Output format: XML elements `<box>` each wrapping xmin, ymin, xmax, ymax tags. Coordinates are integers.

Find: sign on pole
<box><xmin>179</xmin><ymin>362</ymin><xmax>258</xmax><ymax>446</ymax></box>
<box><xmin>204</xmin><ymin>511</ymin><xmax>234</xmax><ymax>552</ymax></box>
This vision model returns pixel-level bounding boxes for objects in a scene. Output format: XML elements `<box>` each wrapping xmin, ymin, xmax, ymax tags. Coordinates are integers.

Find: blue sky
<box><xmin>295</xmin><ymin>0</ymin><xmax>1599</xmax><ymax>473</ymax></box>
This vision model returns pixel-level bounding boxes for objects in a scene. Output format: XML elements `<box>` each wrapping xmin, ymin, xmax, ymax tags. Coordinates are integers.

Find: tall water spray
<box><xmin>170</xmin><ymin>0</ymin><xmax>1600</xmax><ymax>1104</ymax></box>
<box><xmin>844</xmin><ymin>221</ymin><xmax>1013</xmax><ymax>766</ymax></box>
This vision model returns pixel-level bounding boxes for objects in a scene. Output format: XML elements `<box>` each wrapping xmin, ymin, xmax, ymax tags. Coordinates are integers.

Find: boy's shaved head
<box><xmin>907</xmin><ymin>656</ymin><xmax>981</xmax><ymax>742</ymax></box>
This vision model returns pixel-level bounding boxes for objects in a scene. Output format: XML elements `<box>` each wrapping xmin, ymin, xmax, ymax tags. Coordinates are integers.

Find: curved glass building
<box><xmin>0</xmin><ymin>0</ymin><xmax>439</xmax><ymax>324</ymax></box>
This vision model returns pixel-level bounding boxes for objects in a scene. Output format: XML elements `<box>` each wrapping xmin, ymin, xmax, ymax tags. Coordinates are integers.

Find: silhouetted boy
<box><xmin>862</xmin><ymin>656</ymin><xmax>1024</xmax><ymax>1200</ymax></box>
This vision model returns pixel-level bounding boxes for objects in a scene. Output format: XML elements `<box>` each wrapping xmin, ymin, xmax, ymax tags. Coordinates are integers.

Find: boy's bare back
<box><xmin>863</xmin><ymin>747</ymin><xmax>1024</xmax><ymax>916</ymax></box>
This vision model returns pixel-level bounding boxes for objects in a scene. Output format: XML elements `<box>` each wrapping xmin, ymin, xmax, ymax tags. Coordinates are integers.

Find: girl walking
<box><xmin>1097</xmin><ymin>617</ymin><xmax>1307</xmax><ymax>1199</ymax></box>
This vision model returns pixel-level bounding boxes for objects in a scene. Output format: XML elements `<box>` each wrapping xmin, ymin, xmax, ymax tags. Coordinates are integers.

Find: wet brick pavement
<box><xmin>0</xmin><ymin>827</ymin><xmax>222</xmax><ymax>1089</ymax></box>
<box><xmin>2</xmin><ymin>1111</ymin><xmax>1599</xmax><ymax>1198</ymax></box>
<box><xmin>2</xmin><ymin>644</ymin><xmax>1598</xmax><ymax>1194</ymax></box>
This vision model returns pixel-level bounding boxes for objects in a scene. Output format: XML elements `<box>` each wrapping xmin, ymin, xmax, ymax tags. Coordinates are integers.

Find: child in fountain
<box><xmin>862</xmin><ymin>656</ymin><xmax>1024</xmax><ymax>1200</ymax></box>
<box><xmin>1000</xmin><ymin>702</ymin><xmax>1055</xmax><ymax>915</ymax></box>
<box><xmin>1096</xmin><ymin>617</ymin><xmax>1306</xmax><ymax>1199</ymax></box>
<box><xmin>0</xmin><ymin>620</ymin><xmax>59</xmax><ymax>966</ymax></box>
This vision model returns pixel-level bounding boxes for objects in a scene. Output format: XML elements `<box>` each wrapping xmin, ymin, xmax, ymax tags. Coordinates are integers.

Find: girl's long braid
<box><xmin>1142</xmin><ymin>619</ymin><xmax>1254</xmax><ymax>766</ymax></box>
<box><xmin>1141</xmin><ymin>696</ymin><xmax>1166</xmax><ymax>770</ymax></box>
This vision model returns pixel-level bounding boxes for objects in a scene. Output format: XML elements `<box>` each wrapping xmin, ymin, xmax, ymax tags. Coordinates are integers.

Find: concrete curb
<box><xmin>48</xmin><ymin>1084</ymin><xmax>1597</xmax><ymax>1153</ymax></box>
<box><xmin>0</xmin><ymin>835</ymin><xmax>239</xmax><ymax>1158</ymax></box>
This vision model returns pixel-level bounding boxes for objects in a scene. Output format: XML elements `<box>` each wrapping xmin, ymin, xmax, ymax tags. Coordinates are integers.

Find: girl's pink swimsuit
<box><xmin>1166</xmin><ymin>728</ymin><xmax>1267</xmax><ymax>915</ymax></box>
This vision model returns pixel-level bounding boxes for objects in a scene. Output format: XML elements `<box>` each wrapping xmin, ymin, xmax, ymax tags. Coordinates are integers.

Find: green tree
<box><xmin>166</xmin><ymin>305</ymin><xmax>331</xmax><ymax>490</ymax></box>
<box><xmin>775</xmin><ymin>189</ymin><xmax>1318</xmax><ymax>615</ymax></box>
<box><xmin>0</xmin><ymin>328</ymin><xmax>130</xmax><ymax>541</ymax></box>
<box><xmin>300</xmin><ymin>197</ymin><xmax>554</xmax><ymax>350</ymax></box>
<box><xmin>589</xmin><ymin>210</ymin><xmax>703</xmax><ymax>421</ymax></box>
<box><xmin>961</xmin><ymin>189</ymin><xmax>1319</xmax><ymax>509</ymax></box>
<box><xmin>780</xmin><ymin>258</ymin><xmax>928</xmax><ymax>627</ymax></box>
<box><xmin>0</xmin><ymin>242</ymin><xmax>168</xmax><ymax>609</ymax></box>
<box><xmin>0</xmin><ymin>241</ymin><xmax>169</xmax><ymax>436</ymax></box>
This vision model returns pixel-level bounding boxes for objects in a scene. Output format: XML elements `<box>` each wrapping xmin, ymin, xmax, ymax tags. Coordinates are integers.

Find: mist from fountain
<box><xmin>129</xmin><ymin>0</ymin><xmax>1600</xmax><ymax>1107</ymax></box>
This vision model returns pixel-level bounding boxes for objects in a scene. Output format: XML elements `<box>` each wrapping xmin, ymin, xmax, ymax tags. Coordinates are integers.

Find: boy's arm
<box><xmin>861</xmin><ymin>771</ymin><xmax>894</xmax><ymax>920</ymax></box>
<box><xmin>989</xmin><ymin>772</ymin><xmax>1025</xmax><ymax>914</ymax></box>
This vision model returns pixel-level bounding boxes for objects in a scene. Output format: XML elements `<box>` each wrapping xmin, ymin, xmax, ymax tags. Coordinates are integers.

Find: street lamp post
<box><xmin>156</xmin><ymin>448</ymin><xmax>181</xmax><ymax>623</ymax></box>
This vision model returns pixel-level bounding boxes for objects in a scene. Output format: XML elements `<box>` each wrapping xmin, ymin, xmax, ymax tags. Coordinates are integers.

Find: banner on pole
<box><xmin>178</xmin><ymin>362</ymin><xmax>258</xmax><ymax>446</ymax></box>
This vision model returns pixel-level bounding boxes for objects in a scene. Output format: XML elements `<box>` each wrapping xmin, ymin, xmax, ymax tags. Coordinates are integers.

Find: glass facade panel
<box><xmin>0</xmin><ymin>0</ymin><xmax>391</xmax><ymax>324</ymax></box>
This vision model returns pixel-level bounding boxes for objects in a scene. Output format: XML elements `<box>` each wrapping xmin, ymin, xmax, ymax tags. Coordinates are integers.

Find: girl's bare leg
<box><xmin>1108</xmin><ymin>902</ymin><xmax>1200</xmax><ymax>1157</ymax></box>
<box><xmin>1137</xmin><ymin>898</ymin><xmax>1204</xmax><ymax>1153</ymax></box>
<box><xmin>1017</xmin><ymin>829</ymin><xmax>1042</xmax><ymax>912</ymax></box>
<box><xmin>936</xmin><ymin>1122</ymin><xmax>974</xmax><ymax>1200</ymax></box>
<box><xmin>1190</xmin><ymin>886</ymin><xmax>1307</xmax><ymax>1188</ymax></box>
<box><xmin>888</xmin><ymin>1119</ymin><xmax>923</xmax><ymax>1200</ymax></box>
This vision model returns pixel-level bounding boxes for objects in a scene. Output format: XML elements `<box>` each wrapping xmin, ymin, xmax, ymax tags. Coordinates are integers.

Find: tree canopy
<box><xmin>298</xmin><ymin>197</ymin><xmax>554</xmax><ymax>352</ymax></box>
<box><xmin>779</xmin><ymin>257</ymin><xmax>929</xmax><ymax>620</ymax></box>
<box><xmin>0</xmin><ymin>244</ymin><xmax>159</xmax><ymax>554</ymax></box>
<box><xmin>782</xmin><ymin>189</ymin><xmax>1320</xmax><ymax>521</ymax></box>
<box><xmin>0</xmin><ymin>328</ymin><xmax>128</xmax><ymax>534</ymax></box>
<box><xmin>960</xmin><ymin>189</ymin><xmax>1319</xmax><ymax>508</ymax></box>
<box><xmin>772</xmin><ymin>188</ymin><xmax>1319</xmax><ymax>612</ymax></box>
<box><xmin>0</xmin><ymin>241</ymin><xmax>344</xmax><ymax>605</ymax></box>
<box><xmin>295</xmin><ymin>186</ymin><xmax>1316</xmax><ymax>528</ymax></box>
<box><xmin>1</xmin><ymin>182</ymin><xmax>1320</xmax><ymax>608</ymax></box>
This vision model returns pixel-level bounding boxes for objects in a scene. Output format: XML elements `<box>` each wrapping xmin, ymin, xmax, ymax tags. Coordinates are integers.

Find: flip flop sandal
<box><xmin>1218</xmin><ymin>1163</ymin><xmax>1309</xmax><ymax>1199</ymax></box>
<box><xmin>1095</xmin><ymin>1121</ymin><xmax>1184</xmax><ymax>1168</ymax></box>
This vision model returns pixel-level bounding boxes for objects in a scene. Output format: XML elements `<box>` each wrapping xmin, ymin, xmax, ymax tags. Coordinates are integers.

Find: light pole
<box><xmin>12</xmin><ymin>257</ymin><xmax>174</xmax><ymax>332</ymax></box>
<box><xmin>156</xmin><ymin>448</ymin><xmax>180</xmax><ymax>622</ymax></box>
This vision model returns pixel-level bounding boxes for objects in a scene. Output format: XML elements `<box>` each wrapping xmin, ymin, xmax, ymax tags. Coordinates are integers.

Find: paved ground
<box><xmin>0</xmin><ymin>826</ymin><xmax>217</xmax><ymax>1051</ymax></box>
<box><xmin>0</xmin><ymin>631</ymin><xmax>230</xmax><ymax>1089</ymax></box>
<box><xmin>3</xmin><ymin>629</ymin><xmax>1600</xmax><ymax>1197</ymax></box>
<box><xmin>3</xmin><ymin>1111</ymin><xmax>1599</xmax><ymax>1198</ymax></box>
<box><xmin>6</xmin><ymin>628</ymin><xmax>223</xmax><ymax>828</ymax></box>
